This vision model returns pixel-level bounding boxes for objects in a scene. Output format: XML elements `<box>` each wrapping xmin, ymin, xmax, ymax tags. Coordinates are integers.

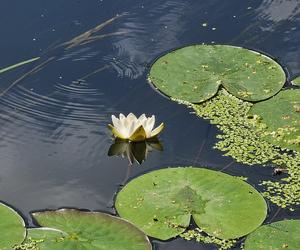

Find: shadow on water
<box><xmin>0</xmin><ymin>0</ymin><xmax>299</xmax><ymax>248</ymax></box>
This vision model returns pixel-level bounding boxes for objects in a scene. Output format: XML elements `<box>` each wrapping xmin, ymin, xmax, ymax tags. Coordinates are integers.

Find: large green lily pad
<box><xmin>32</xmin><ymin>209</ymin><xmax>151</xmax><ymax>250</ymax></box>
<box><xmin>115</xmin><ymin>167</ymin><xmax>267</xmax><ymax>240</ymax></box>
<box><xmin>249</xmin><ymin>89</ymin><xmax>300</xmax><ymax>152</ymax></box>
<box><xmin>244</xmin><ymin>220</ymin><xmax>300</xmax><ymax>250</ymax></box>
<box><xmin>0</xmin><ymin>202</ymin><xmax>26</xmax><ymax>249</ymax></box>
<box><xmin>148</xmin><ymin>45</ymin><xmax>286</xmax><ymax>102</ymax></box>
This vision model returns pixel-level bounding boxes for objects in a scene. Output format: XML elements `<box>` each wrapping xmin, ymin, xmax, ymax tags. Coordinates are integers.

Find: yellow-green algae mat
<box><xmin>16</xmin><ymin>209</ymin><xmax>152</xmax><ymax>250</ymax></box>
<box><xmin>249</xmin><ymin>89</ymin><xmax>300</xmax><ymax>152</ymax></box>
<box><xmin>115</xmin><ymin>167</ymin><xmax>267</xmax><ymax>240</ymax></box>
<box><xmin>244</xmin><ymin>220</ymin><xmax>300</xmax><ymax>250</ymax></box>
<box><xmin>148</xmin><ymin>45</ymin><xmax>286</xmax><ymax>103</ymax></box>
<box><xmin>0</xmin><ymin>202</ymin><xmax>26</xmax><ymax>249</ymax></box>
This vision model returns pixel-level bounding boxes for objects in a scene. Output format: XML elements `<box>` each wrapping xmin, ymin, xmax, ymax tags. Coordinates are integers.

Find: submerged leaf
<box><xmin>115</xmin><ymin>167</ymin><xmax>267</xmax><ymax>240</ymax></box>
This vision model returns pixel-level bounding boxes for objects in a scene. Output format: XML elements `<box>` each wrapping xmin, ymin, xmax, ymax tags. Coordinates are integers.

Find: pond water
<box><xmin>0</xmin><ymin>0</ymin><xmax>299</xmax><ymax>249</ymax></box>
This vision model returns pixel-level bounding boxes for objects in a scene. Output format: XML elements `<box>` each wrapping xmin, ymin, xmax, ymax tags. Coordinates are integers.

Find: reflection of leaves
<box><xmin>108</xmin><ymin>139</ymin><xmax>163</xmax><ymax>165</ymax></box>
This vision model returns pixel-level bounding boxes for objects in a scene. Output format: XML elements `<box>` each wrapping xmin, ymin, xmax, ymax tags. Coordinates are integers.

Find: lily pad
<box><xmin>244</xmin><ymin>220</ymin><xmax>300</xmax><ymax>250</ymax></box>
<box><xmin>115</xmin><ymin>167</ymin><xmax>267</xmax><ymax>240</ymax></box>
<box><xmin>291</xmin><ymin>75</ymin><xmax>300</xmax><ymax>86</ymax></box>
<box><xmin>249</xmin><ymin>89</ymin><xmax>300</xmax><ymax>152</ymax></box>
<box><xmin>148</xmin><ymin>45</ymin><xmax>286</xmax><ymax>102</ymax></box>
<box><xmin>32</xmin><ymin>209</ymin><xmax>151</xmax><ymax>250</ymax></box>
<box><xmin>0</xmin><ymin>202</ymin><xmax>26</xmax><ymax>249</ymax></box>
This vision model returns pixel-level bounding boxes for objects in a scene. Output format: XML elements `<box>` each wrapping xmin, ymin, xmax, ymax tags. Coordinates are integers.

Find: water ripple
<box><xmin>0</xmin><ymin>80</ymin><xmax>113</xmax><ymax>146</ymax></box>
<box><xmin>104</xmin><ymin>1</ymin><xmax>189</xmax><ymax>79</ymax></box>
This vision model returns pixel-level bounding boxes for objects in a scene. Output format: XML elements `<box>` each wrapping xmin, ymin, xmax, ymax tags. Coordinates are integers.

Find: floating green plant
<box><xmin>0</xmin><ymin>57</ymin><xmax>40</xmax><ymax>75</ymax></box>
<box><xmin>244</xmin><ymin>220</ymin><xmax>300</xmax><ymax>250</ymax></box>
<box><xmin>149</xmin><ymin>45</ymin><xmax>285</xmax><ymax>103</ymax></box>
<box><xmin>115</xmin><ymin>167</ymin><xmax>267</xmax><ymax>240</ymax></box>
<box><xmin>175</xmin><ymin>89</ymin><xmax>300</xmax><ymax>209</ymax></box>
<box><xmin>291</xmin><ymin>75</ymin><xmax>300</xmax><ymax>86</ymax></box>
<box><xmin>180</xmin><ymin>228</ymin><xmax>237</xmax><ymax>250</ymax></box>
<box><xmin>249</xmin><ymin>89</ymin><xmax>300</xmax><ymax>152</ymax></box>
<box><xmin>29</xmin><ymin>209</ymin><xmax>152</xmax><ymax>250</ymax></box>
<box><xmin>13</xmin><ymin>237</ymin><xmax>43</xmax><ymax>250</ymax></box>
<box><xmin>0</xmin><ymin>202</ymin><xmax>26</xmax><ymax>249</ymax></box>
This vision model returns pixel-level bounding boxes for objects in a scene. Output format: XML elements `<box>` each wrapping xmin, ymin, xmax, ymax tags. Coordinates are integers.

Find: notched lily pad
<box><xmin>249</xmin><ymin>89</ymin><xmax>300</xmax><ymax>152</ymax></box>
<box><xmin>0</xmin><ymin>202</ymin><xmax>26</xmax><ymax>249</ymax></box>
<box><xmin>244</xmin><ymin>220</ymin><xmax>300</xmax><ymax>250</ymax></box>
<box><xmin>31</xmin><ymin>209</ymin><xmax>152</xmax><ymax>250</ymax></box>
<box><xmin>149</xmin><ymin>45</ymin><xmax>286</xmax><ymax>102</ymax></box>
<box><xmin>115</xmin><ymin>167</ymin><xmax>267</xmax><ymax>240</ymax></box>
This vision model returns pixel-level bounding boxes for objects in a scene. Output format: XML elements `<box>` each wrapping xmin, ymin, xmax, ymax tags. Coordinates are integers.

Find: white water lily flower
<box><xmin>108</xmin><ymin>113</ymin><xmax>164</xmax><ymax>141</ymax></box>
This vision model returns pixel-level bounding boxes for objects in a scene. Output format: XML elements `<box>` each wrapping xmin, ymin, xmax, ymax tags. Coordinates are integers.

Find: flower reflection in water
<box><xmin>108</xmin><ymin>138</ymin><xmax>163</xmax><ymax>184</ymax></box>
<box><xmin>108</xmin><ymin>138</ymin><xmax>163</xmax><ymax>165</ymax></box>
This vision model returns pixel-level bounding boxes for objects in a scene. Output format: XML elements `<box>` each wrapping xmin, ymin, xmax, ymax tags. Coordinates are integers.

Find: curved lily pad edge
<box><xmin>9</xmin><ymin>207</ymin><xmax>152</xmax><ymax>250</ymax></box>
<box><xmin>148</xmin><ymin>43</ymin><xmax>288</xmax><ymax>103</ymax></box>
<box><xmin>0</xmin><ymin>201</ymin><xmax>27</xmax><ymax>249</ymax></box>
<box><xmin>244</xmin><ymin>219</ymin><xmax>300</xmax><ymax>250</ymax></box>
<box><xmin>115</xmin><ymin>166</ymin><xmax>267</xmax><ymax>247</ymax></box>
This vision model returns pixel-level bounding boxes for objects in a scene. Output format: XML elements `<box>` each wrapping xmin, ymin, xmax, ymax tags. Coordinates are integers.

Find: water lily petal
<box><xmin>127</xmin><ymin>113</ymin><xmax>137</xmax><ymax>123</ymax></box>
<box><xmin>145</xmin><ymin>115</ymin><xmax>155</xmax><ymax>137</ymax></box>
<box><xmin>111</xmin><ymin>115</ymin><xmax>120</xmax><ymax>128</ymax></box>
<box><xmin>150</xmin><ymin>123</ymin><xmax>164</xmax><ymax>138</ymax></box>
<box><xmin>119</xmin><ymin>113</ymin><xmax>125</xmax><ymax>119</ymax></box>
<box><xmin>108</xmin><ymin>124</ymin><xmax>127</xmax><ymax>140</ymax></box>
<box><xmin>129</xmin><ymin>125</ymin><xmax>147</xmax><ymax>142</ymax></box>
<box><xmin>118</xmin><ymin>113</ymin><xmax>129</xmax><ymax>136</ymax></box>
<box><xmin>113</xmin><ymin>114</ymin><xmax>130</xmax><ymax>137</ymax></box>
<box><xmin>136</xmin><ymin>114</ymin><xmax>146</xmax><ymax>129</ymax></box>
<box><xmin>128</xmin><ymin>119</ymin><xmax>137</xmax><ymax>138</ymax></box>
<box><xmin>119</xmin><ymin>114</ymin><xmax>127</xmax><ymax>126</ymax></box>
<box><xmin>138</xmin><ymin>114</ymin><xmax>146</xmax><ymax>122</ymax></box>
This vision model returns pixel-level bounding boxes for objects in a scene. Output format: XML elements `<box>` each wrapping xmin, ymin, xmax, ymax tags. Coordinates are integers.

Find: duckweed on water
<box><xmin>13</xmin><ymin>239</ymin><xmax>42</xmax><ymax>250</ymax></box>
<box><xmin>174</xmin><ymin>89</ymin><xmax>300</xmax><ymax>209</ymax></box>
<box><xmin>180</xmin><ymin>228</ymin><xmax>237</xmax><ymax>250</ymax></box>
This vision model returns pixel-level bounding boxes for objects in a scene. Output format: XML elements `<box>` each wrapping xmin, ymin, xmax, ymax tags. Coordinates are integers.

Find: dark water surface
<box><xmin>0</xmin><ymin>0</ymin><xmax>299</xmax><ymax>249</ymax></box>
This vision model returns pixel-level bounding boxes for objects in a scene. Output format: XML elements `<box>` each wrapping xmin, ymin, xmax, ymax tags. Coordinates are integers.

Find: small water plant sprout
<box><xmin>108</xmin><ymin>113</ymin><xmax>164</xmax><ymax>142</ymax></box>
